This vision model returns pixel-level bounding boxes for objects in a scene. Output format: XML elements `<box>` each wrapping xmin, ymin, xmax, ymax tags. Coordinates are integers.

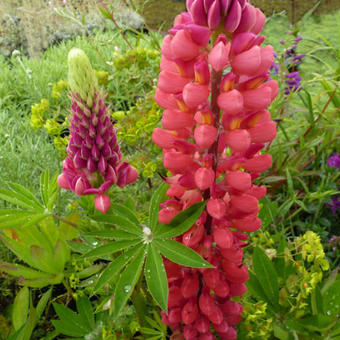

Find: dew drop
<box><xmin>124</xmin><ymin>285</ymin><xmax>131</xmax><ymax>293</ymax></box>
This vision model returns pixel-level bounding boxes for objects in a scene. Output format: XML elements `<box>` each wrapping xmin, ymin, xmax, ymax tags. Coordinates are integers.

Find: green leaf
<box><xmin>140</xmin><ymin>328</ymin><xmax>161</xmax><ymax>336</ymax></box>
<box><xmin>110</xmin><ymin>203</ymin><xmax>140</xmax><ymax>225</ymax></box>
<box><xmin>7</xmin><ymin>182</ymin><xmax>44</xmax><ymax>210</ymax></box>
<box><xmin>40</xmin><ymin>169</ymin><xmax>50</xmax><ymax>207</ymax></box>
<box><xmin>295</xmin><ymin>315</ymin><xmax>337</xmax><ymax>332</ymax></box>
<box><xmin>252</xmin><ymin>247</ymin><xmax>279</xmax><ymax>307</ymax></box>
<box><xmin>77</xmin><ymin>264</ymin><xmax>103</xmax><ymax>279</ymax></box>
<box><xmin>311</xmin><ymin>285</ymin><xmax>323</xmax><ymax>315</ymax></box>
<box><xmin>40</xmin><ymin>170</ymin><xmax>59</xmax><ymax>211</ymax></box>
<box><xmin>0</xmin><ymin>261</ymin><xmax>51</xmax><ymax>280</ymax></box>
<box><xmin>35</xmin><ymin>288</ymin><xmax>52</xmax><ymax>323</ymax></box>
<box><xmin>67</xmin><ymin>241</ymin><xmax>93</xmax><ymax>254</ymax></box>
<box><xmin>322</xmin><ymin>273</ymin><xmax>340</xmax><ymax>318</ymax></box>
<box><xmin>114</xmin><ymin>245</ymin><xmax>146</xmax><ymax>318</ymax></box>
<box><xmin>84</xmin><ymin>229</ymin><xmax>140</xmax><ymax>240</ymax></box>
<box><xmin>52</xmin><ymin>304</ymin><xmax>89</xmax><ymax>337</ymax></box>
<box><xmin>92</xmin><ymin>214</ymin><xmax>142</xmax><ymax>236</ymax></box>
<box><xmin>20</xmin><ymin>303</ymin><xmax>36</xmax><ymax>340</ymax></box>
<box><xmin>0</xmin><ymin>210</ymin><xmax>47</xmax><ymax>229</ymax></box>
<box><xmin>145</xmin><ymin>245</ymin><xmax>168</xmax><ymax>312</ymax></box>
<box><xmin>93</xmin><ymin>244</ymin><xmax>144</xmax><ymax>293</ymax></box>
<box><xmin>124</xmin><ymin>197</ymin><xmax>136</xmax><ymax>214</ymax></box>
<box><xmin>52</xmin><ymin>320</ymin><xmax>87</xmax><ymax>338</ymax></box>
<box><xmin>76</xmin><ymin>296</ymin><xmax>95</xmax><ymax>332</ymax></box>
<box><xmin>99</xmin><ymin>7</ymin><xmax>112</xmax><ymax>20</ymax></box>
<box><xmin>154</xmin><ymin>202</ymin><xmax>206</xmax><ymax>239</ymax></box>
<box><xmin>330</xmin><ymin>321</ymin><xmax>340</xmax><ymax>338</ymax></box>
<box><xmin>274</xmin><ymin>238</ymin><xmax>288</xmax><ymax>279</ymax></box>
<box><xmin>149</xmin><ymin>182</ymin><xmax>168</xmax><ymax>232</ymax></box>
<box><xmin>82</xmin><ymin>239</ymin><xmax>141</xmax><ymax>259</ymax></box>
<box><xmin>12</xmin><ymin>286</ymin><xmax>29</xmax><ymax>331</ymax></box>
<box><xmin>273</xmin><ymin>323</ymin><xmax>291</xmax><ymax>340</ymax></box>
<box><xmin>285</xmin><ymin>320</ymin><xmax>313</xmax><ymax>337</ymax></box>
<box><xmin>246</xmin><ymin>272</ymin><xmax>271</xmax><ymax>306</ymax></box>
<box><xmin>285</xmin><ymin>168</ymin><xmax>294</xmax><ymax>197</ymax></box>
<box><xmin>154</xmin><ymin>239</ymin><xmax>213</xmax><ymax>268</ymax></box>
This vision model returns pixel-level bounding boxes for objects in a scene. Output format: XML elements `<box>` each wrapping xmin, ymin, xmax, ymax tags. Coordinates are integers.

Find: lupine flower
<box><xmin>270</xmin><ymin>52</ymin><xmax>280</xmax><ymax>75</ymax></box>
<box><xmin>327</xmin><ymin>153</ymin><xmax>340</xmax><ymax>168</ymax></box>
<box><xmin>294</xmin><ymin>35</ymin><xmax>303</xmax><ymax>42</ymax></box>
<box><xmin>57</xmin><ymin>48</ymin><xmax>137</xmax><ymax>213</ymax></box>
<box><xmin>153</xmin><ymin>1</ymin><xmax>277</xmax><ymax>338</ymax></box>
<box><xmin>326</xmin><ymin>196</ymin><xmax>340</xmax><ymax>214</ymax></box>
<box><xmin>285</xmin><ymin>71</ymin><xmax>302</xmax><ymax>95</ymax></box>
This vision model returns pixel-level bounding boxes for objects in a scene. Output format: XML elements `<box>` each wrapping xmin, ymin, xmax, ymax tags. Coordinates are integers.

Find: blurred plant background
<box><xmin>0</xmin><ymin>0</ymin><xmax>339</xmax><ymax>339</ymax></box>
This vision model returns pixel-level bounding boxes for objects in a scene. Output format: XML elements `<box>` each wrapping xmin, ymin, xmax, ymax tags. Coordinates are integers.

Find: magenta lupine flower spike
<box><xmin>154</xmin><ymin>1</ymin><xmax>278</xmax><ymax>339</ymax></box>
<box><xmin>57</xmin><ymin>48</ymin><xmax>138</xmax><ymax>213</ymax></box>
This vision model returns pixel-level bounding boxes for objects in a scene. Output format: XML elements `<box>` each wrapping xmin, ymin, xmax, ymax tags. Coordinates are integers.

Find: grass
<box><xmin>0</xmin><ymin>107</ymin><xmax>59</xmax><ymax>194</ymax></box>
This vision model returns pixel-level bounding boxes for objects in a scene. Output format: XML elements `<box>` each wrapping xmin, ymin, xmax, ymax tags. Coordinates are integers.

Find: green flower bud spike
<box><xmin>68</xmin><ymin>48</ymin><xmax>98</xmax><ymax>107</ymax></box>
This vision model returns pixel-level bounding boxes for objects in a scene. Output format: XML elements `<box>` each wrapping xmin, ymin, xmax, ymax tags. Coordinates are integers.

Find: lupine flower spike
<box><xmin>153</xmin><ymin>1</ymin><xmax>278</xmax><ymax>339</ymax></box>
<box><xmin>58</xmin><ymin>48</ymin><xmax>138</xmax><ymax>213</ymax></box>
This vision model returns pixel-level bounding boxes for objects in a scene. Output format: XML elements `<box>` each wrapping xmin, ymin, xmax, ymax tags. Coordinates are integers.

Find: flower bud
<box><xmin>68</xmin><ymin>48</ymin><xmax>98</xmax><ymax>106</ymax></box>
<box><xmin>94</xmin><ymin>194</ymin><xmax>111</xmax><ymax>214</ymax></box>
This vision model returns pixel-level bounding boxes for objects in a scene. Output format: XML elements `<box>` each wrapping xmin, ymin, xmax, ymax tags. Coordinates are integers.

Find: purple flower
<box><xmin>326</xmin><ymin>196</ymin><xmax>340</xmax><ymax>214</ymax></box>
<box><xmin>294</xmin><ymin>36</ymin><xmax>303</xmax><ymax>42</ymax></box>
<box><xmin>284</xmin><ymin>71</ymin><xmax>302</xmax><ymax>94</ymax></box>
<box><xmin>271</xmin><ymin>63</ymin><xmax>280</xmax><ymax>75</ymax></box>
<box><xmin>280</xmin><ymin>40</ymin><xmax>285</xmax><ymax>44</ymax></box>
<box><xmin>327</xmin><ymin>153</ymin><xmax>340</xmax><ymax>168</ymax></box>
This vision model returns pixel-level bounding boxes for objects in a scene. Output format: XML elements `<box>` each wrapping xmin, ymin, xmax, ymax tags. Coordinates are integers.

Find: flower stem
<box><xmin>203</xmin><ymin>69</ymin><xmax>223</xmax><ymax>233</ymax></box>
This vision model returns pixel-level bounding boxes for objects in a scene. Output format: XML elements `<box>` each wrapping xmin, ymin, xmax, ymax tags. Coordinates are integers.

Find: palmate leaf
<box><xmin>0</xmin><ymin>174</ymin><xmax>58</xmax><ymax>228</ymax></box>
<box><xmin>82</xmin><ymin>239</ymin><xmax>141</xmax><ymax>259</ymax></box>
<box><xmin>93</xmin><ymin>244</ymin><xmax>144</xmax><ymax>293</ymax></box>
<box><xmin>149</xmin><ymin>183</ymin><xmax>168</xmax><ymax>232</ymax></box>
<box><xmin>40</xmin><ymin>170</ymin><xmax>59</xmax><ymax>211</ymax></box>
<box><xmin>5</xmin><ymin>182</ymin><xmax>44</xmax><ymax>211</ymax></box>
<box><xmin>110</xmin><ymin>203</ymin><xmax>140</xmax><ymax>225</ymax></box>
<box><xmin>154</xmin><ymin>202</ymin><xmax>206</xmax><ymax>239</ymax></box>
<box><xmin>0</xmin><ymin>260</ymin><xmax>53</xmax><ymax>280</ymax></box>
<box><xmin>113</xmin><ymin>245</ymin><xmax>146</xmax><ymax>318</ymax></box>
<box><xmin>0</xmin><ymin>209</ymin><xmax>47</xmax><ymax>229</ymax></box>
<box><xmin>154</xmin><ymin>239</ymin><xmax>213</xmax><ymax>268</ymax></box>
<box><xmin>84</xmin><ymin>229</ymin><xmax>139</xmax><ymax>240</ymax></box>
<box><xmin>92</xmin><ymin>214</ymin><xmax>142</xmax><ymax>236</ymax></box>
<box><xmin>52</xmin><ymin>303</ymin><xmax>90</xmax><ymax>337</ymax></box>
<box><xmin>76</xmin><ymin>296</ymin><xmax>95</xmax><ymax>332</ymax></box>
<box><xmin>124</xmin><ymin>197</ymin><xmax>136</xmax><ymax>214</ymax></box>
<box><xmin>145</xmin><ymin>244</ymin><xmax>168</xmax><ymax>312</ymax></box>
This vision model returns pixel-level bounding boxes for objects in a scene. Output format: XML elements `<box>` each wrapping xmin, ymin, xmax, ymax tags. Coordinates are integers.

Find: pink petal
<box><xmin>94</xmin><ymin>194</ymin><xmax>111</xmax><ymax>214</ymax></box>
